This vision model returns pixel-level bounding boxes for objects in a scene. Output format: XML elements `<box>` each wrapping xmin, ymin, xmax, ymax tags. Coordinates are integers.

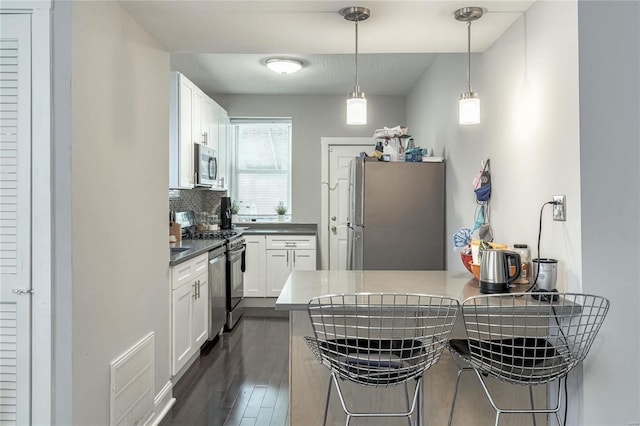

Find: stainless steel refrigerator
<box><xmin>347</xmin><ymin>157</ymin><xmax>445</xmax><ymax>270</ymax></box>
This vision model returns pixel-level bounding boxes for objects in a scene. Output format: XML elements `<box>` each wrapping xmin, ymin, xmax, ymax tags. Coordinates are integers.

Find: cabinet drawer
<box><xmin>266</xmin><ymin>235</ymin><xmax>316</xmax><ymax>250</ymax></box>
<box><xmin>171</xmin><ymin>253</ymin><xmax>208</xmax><ymax>290</ymax></box>
<box><xmin>193</xmin><ymin>253</ymin><xmax>209</xmax><ymax>276</ymax></box>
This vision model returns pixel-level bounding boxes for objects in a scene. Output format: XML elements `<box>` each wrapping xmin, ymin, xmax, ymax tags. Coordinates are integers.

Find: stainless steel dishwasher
<box><xmin>208</xmin><ymin>245</ymin><xmax>227</xmax><ymax>340</ymax></box>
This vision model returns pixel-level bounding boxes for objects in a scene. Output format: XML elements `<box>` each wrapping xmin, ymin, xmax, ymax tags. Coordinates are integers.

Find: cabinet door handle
<box><xmin>286</xmin><ymin>251</ymin><xmax>289</xmax><ymax>267</ymax></box>
<box><xmin>293</xmin><ymin>251</ymin><xmax>296</xmax><ymax>268</ymax></box>
<box><xmin>197</xmin><ymin>280</ymin><xmax>201</xmax><ymax>298</ymax></box>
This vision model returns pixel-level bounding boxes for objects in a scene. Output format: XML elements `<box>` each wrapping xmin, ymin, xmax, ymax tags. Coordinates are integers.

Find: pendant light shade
<box><xmin>340</xmin><ymin>6</ymin><xmax>370</xmax><ymax>126</ymax></box>
<box><xmin>459</xmin><ymin>92</ymin><xmax>480</xmax><ymax>125</ymax></box>
<box><xmin>455</xmin><ymin>7</ymin><xmax>484</xmax><ymax>125</ymax></box>
<box><xmin>347</xmin><ymin>92</ymin><xmax>367</xmax><ymax>125</ymax></box>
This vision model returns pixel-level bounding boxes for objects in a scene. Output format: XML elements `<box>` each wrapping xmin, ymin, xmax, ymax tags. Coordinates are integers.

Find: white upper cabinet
<box><xmin>170</xmin><ymin>72</ymin><xmax>228</xmax><ymax>189</ymax></box>
<box><xmin>170</xmin><ymin>72</ymin><xmax>195</xmax><ymax>188</ymax></box>
<box><xmin>192</xmin><ymin>88</ymin><xmax>204</xmax><ymax>144</ymax></box>
<box><xmin>215</xmin><ymin>105</ymin><xmax>229</xmax><ymax>190</ymax></box>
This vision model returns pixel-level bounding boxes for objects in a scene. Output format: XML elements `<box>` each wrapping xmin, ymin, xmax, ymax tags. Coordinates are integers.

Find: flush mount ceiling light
<box><xmin>455</xmin><ymin>7</ymin><xmax>484</xmax><ymax>125</ymax></box>
<box><xmin>265</xmin><ymin>58</ymin><xmax>303</xmax><ymax>74</ymax></box>
<box><xmin>340</xmin><ymin>6</ymin><xmax>370</xmax><ymax>126</ymax></box>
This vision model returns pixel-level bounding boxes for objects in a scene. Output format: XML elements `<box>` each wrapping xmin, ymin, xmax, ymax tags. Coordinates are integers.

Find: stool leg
<box><xmin>416</xmin><ymin>378</ymin><xmax>423</xmax><ymax>426</ymax></box>
<box><xmin>404</xmin><ymin>382</ymin><xmax>413</xmax><ymax>426</ymax></box>
<box><xmin>448</xmin><ymin>368</ymin><xmax>469</xmax><ymax>426</ymax></box>
<box><xmin>323</xmin><ymin>376</ymin><xmax>332</xmax><ymax>426</ymax></box>
<box><xmin>528</xmin><ymin>385</ymin><xmax>537</xmax><ymax>426</ymax></box>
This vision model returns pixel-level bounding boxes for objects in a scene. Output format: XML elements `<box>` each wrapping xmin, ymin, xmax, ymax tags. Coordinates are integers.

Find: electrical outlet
<box><xmin>553</xmin><ymin>195</ymin><xmax>566</xmax><ymax>221</ymax></box>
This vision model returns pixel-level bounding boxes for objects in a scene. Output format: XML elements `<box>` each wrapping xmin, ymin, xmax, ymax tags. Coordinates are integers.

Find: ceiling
<box><xmin>119</xmin><ymin>1</ymin><xmax>535</xmax><ymax>96</ymax></box>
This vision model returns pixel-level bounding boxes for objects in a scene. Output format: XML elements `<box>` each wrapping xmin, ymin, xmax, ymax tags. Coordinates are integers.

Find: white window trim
<box><xmin>230</xmin><ymin>118</ymin><xmax>292</xmax><ymax>217</ymax></box>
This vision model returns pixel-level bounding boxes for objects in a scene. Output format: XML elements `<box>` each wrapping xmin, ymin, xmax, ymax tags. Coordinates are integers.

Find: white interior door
<box><xmin>0</xmin><ymin>14</ymin><xmax>32</xmax><ymax>426</ymax></box>
<box><xmin>328</xmin><ymin>145</ymin><xmax>368</xmax><ymax>270</ymax></box>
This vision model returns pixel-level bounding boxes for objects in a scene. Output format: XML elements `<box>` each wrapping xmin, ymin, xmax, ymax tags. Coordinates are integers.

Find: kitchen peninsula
<box><xmin>275</xmin><ymin>270</ymin><xmax>547</xmax><ymax>425</ymax></box>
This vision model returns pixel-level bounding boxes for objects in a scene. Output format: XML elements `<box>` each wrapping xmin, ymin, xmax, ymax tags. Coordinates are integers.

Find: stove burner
<box><xmin>194</xmin><ymin>230</ymin><xmax>238</xmax><ymax>240</ymax></box>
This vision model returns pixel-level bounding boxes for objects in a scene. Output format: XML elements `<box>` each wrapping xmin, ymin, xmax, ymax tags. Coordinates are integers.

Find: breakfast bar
<box><xmin>275</xmin><ymin>270</ymin><xmax>548</xmax><ymax>425</ymax></box>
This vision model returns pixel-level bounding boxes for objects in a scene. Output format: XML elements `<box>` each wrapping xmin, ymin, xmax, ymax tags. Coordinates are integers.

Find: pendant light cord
<box><xmin>467</xmin><ymin>20</ymin><xmax>472</xmax><ymax>93</ymax></box>
<box><xmin>354</xmin><ymin>18</ymin><xmax>360</xmax><ymax>93</ymax></box>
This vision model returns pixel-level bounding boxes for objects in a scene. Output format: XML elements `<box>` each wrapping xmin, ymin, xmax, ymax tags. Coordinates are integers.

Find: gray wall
<box><xmin>406</xmin><ymin>53</ymin><xmax>484</xmax><ymax>271</ymax></box>
<box><xmin>578</xmin><ymin>1</ymin><xmax>640</xmax><ymax>424</ymax></box>
<box><xmin>213</xmin><ymin>94</ymin><xmax>406</xmax><ymax>224</ymax></box>
<box><xmin>53</xmin><ymin>1</ymin><xmax>172</xmax><ymax>424</ymax></box>
<box><xmin>408</xmin><ymin>1</ymin><xmax>582</xmax><ymax>295</ymax></box>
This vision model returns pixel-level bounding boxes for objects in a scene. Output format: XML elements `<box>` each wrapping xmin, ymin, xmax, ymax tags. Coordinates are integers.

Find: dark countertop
<box><xmin>236</xmin><ymin>223</ymin><xmax>317</xmax><ymax>236</ymax></box>
<box><xmin>169</xmin><ymin>238</ymin><xmax>226</xmax><ymax>266</ymax></box>
<box><xmin>169</xmin><ymin>224</ymin><xmax>316</xmax><ymax>266</ymax></box>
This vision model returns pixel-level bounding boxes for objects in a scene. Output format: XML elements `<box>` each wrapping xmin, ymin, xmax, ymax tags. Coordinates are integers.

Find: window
<box><xmin>230</xmin><ymin>118</ymin><xmax>292</xmax><ymax>217</ymax></box>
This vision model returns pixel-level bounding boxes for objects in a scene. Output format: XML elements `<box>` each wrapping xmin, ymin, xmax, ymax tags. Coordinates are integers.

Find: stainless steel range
<box><xmin>191</xmin><ymin>228</ymin><xmax>245</xmax><ymax>330</ymax></box>
<box><xmin>225</xmin><ymin>232</ymin><xmax>245</xmax><ymax>330</ymax></box>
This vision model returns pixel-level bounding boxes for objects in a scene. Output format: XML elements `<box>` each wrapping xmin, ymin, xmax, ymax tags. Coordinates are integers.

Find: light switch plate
<box><xmin>553</xmin><ymin>195</ymin><xmax>566</xmax><ymax>221</ymax></box>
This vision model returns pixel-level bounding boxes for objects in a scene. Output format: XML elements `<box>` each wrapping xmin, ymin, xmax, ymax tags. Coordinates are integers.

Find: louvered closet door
<box><xmin>0</xmin><ymin>14</ymin><xmax>31</xmax><ymax>426</ymax></box>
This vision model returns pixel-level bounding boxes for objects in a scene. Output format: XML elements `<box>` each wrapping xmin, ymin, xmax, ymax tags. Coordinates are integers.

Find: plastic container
<box><xmin>512</xmin><ymin>244</ymin><xmax>531</xmax><ymax>285</ymax></box>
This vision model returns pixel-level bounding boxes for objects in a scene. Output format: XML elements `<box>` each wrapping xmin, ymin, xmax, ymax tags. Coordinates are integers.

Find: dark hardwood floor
<box><xmin>160</xmin><ymin>316</ymin><xmax>290</xmax><ymax>426</ymax></box>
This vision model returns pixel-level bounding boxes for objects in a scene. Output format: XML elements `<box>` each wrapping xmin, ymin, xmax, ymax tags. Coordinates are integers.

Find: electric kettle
<box><xmin>479</xmin><ymin>249</ymin><xmax>521</xmax><ymax>294</ymax></box>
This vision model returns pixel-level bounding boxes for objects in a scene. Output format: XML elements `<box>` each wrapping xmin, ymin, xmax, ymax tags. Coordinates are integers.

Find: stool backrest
<box><xmin>306</xmin><ymin>293</ymin><xmax>460</xmax><ymax>387</ymax></box>
<box><xmin>460</xmin><ymin>293</ymin><xmax>609</xmax><ymax>385</ymax></box>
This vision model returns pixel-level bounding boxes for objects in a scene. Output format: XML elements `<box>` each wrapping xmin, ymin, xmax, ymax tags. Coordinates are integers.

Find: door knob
<box><xmin>331</xmin><ymin>226</ymin><xmax>337</xmax><ymax>234</ymax></box>
<box><xmin>331</xmin><ymin>216</ymin><xmax>336</xmax><ymax>221</ymax></box>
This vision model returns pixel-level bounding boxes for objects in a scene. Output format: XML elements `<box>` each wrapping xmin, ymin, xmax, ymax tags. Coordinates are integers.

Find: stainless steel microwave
<box><xmin>194</xmin><ymin>143</ymin><xmax>217</xmax><ymax>188</ymax></box>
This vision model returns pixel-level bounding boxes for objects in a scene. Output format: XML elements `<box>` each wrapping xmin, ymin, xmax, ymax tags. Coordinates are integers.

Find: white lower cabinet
<box><xmin>266</xmin><ymin>235</ymin><xmax>316</xmax><ymax>297</ymax></box>
<box><xmin>171</xmin><ymin>253</ymin><xmax>209</xmax><ymax>376</ymax></box>
<box><xmin>243</xmin><ymin>235</ymin><xmax>266</xmax><ymax>297</ymax></box>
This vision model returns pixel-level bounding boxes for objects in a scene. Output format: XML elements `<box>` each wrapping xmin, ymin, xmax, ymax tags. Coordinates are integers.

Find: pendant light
<box><xmin>340</xmin><ymin>6</ymin><xmax>370</xmax><ymax>126</ymax></box>
<box><xmin>455</xmin><ymin>7</ymin><xmax>484</xmax><ymax>125</ymax></box>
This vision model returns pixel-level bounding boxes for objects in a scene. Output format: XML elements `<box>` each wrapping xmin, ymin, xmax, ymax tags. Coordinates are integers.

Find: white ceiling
<box><xmin>119</xmin><ymin>1</ymin><xmax>535</xmax><ymax>96</ymax></box>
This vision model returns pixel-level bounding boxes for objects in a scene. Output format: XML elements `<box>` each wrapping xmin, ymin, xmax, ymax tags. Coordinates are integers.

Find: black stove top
<box><xmin>193</xmin><ymin>230</ymin><xmax>238</xmax><ymax>240</ymax></box>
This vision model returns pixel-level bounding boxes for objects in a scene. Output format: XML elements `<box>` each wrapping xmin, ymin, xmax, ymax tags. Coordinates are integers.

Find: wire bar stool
<box><xmin>446</xmin><ymin>292</ymin><xmax>609</xmax><ymax>426</ymax></box>
<box><xmin>304</xmin><ymin>293</ymin><xmax>460</xmax><ymax>426</ymax></box>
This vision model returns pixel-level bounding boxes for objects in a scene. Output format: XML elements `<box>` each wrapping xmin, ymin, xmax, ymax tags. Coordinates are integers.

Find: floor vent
<box><xmin>110</xmin><ymin>333</ymin><xmax>154</xmax><ymax>426</ymax></box>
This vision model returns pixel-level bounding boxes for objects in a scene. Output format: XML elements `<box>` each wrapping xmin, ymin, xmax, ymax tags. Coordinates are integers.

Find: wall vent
<box><xmin>110</xmin><ymin>333</ymin><xmax>154</xmax><ymax>426</ymax></box>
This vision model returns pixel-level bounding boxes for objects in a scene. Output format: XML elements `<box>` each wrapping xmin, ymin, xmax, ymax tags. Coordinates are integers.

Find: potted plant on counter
<box><xmin>275</xmin><ymin>201</ymin><xmax>288</xmax><ymax>222</ymax></box>
<box><xmin>231</xmin><ymin>200</ymin><xmax>240</xmax><ymax>223</ymax></box>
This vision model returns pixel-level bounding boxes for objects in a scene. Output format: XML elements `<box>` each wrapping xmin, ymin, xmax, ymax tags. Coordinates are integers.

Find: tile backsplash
<box><xmin>169</xmin><ymin>189</ymin><xmax>227</xmax><ymax>215</ymax></box>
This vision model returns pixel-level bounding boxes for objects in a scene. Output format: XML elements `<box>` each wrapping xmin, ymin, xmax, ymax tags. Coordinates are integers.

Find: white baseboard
<box><xmin>147</xmin><ymin>380</ymin><xmax>175</xmax><ymax>426</ymax></box>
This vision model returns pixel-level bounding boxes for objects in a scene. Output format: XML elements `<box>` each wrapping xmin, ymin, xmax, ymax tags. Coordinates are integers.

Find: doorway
<box><xmin>319</xmin><ymin>137</ymin><xmax>371</xmax><ymax>270</ymax></box>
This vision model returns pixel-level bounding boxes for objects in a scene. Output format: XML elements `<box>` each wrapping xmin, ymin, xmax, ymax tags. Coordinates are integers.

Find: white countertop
<box><xmin>275</xmin><ymin>270</ymin><xmax>483</xmax><ymax>310</ymax></box>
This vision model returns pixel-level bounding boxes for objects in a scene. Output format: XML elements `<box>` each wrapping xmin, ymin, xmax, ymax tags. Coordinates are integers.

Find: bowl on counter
<box><xmin>461</xmin><ymin>252</ymin><xmax>473</xmax><ymax>273</ymax></box>
<box><xmin>470</xmin><ymin>262</ymin><xmax>481</xmax><ymax>280</ymax></box>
